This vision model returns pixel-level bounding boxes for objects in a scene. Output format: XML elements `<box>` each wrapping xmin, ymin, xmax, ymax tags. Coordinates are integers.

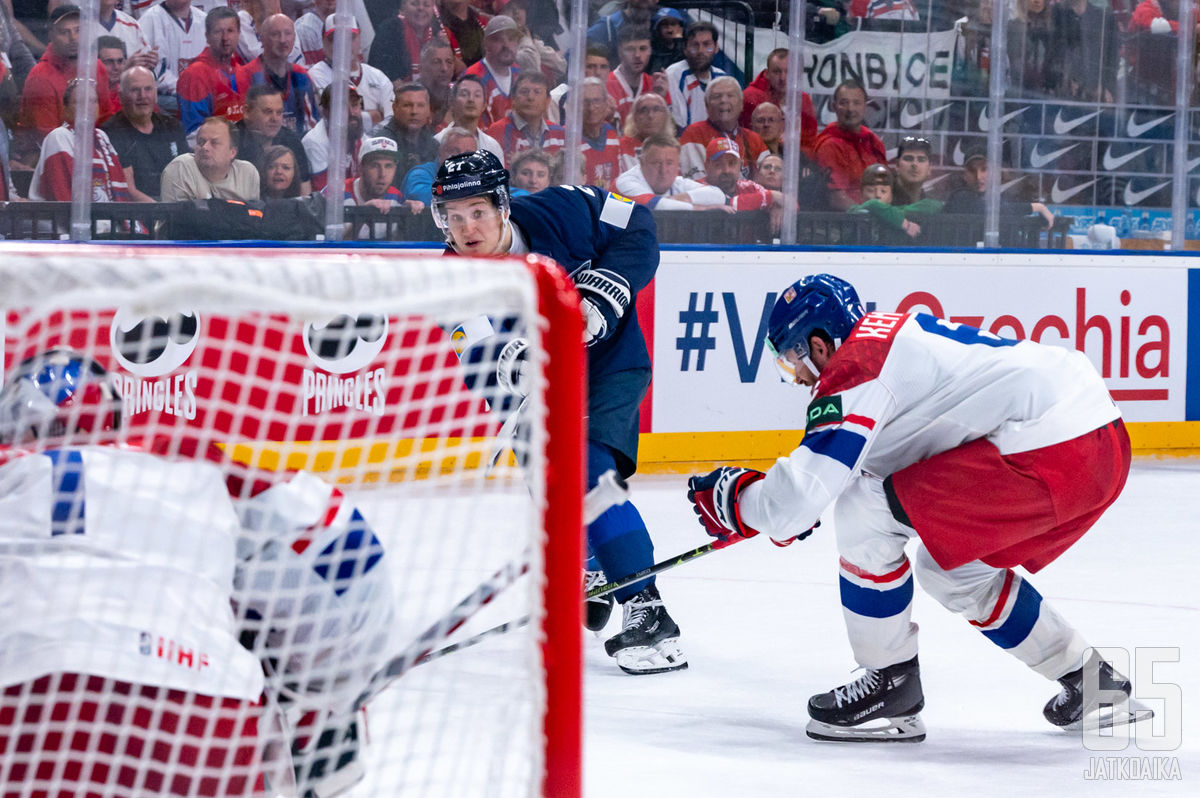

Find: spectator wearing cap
<box><xmin>161</xmin><ymin>116</ymin><xmax>260</xmax><ymax>201</ymax></box>
<box><xmin>303</xmin><ymin>85</ymin><xmax>367</xmax><ymax>191</ymax></box>
<box><xmin>236</xmin><ymin>13</ymin><xmax>321</xmax><ymax>137</ymax></box>
<box><xmin>679</xmin><ymin>76</ymin><xmax>766</xmax><ymax>181</ymax></box>
<box><xmin>141</xmin><ymin>0</ymin><xmax>207</xmax><ymax>114</ymax></box>
<box><xmin>371</xmin><ymin>0</ymin><xmax>462</xmax><ymax>83</ymax></box>
<box><xmin>606</xmin><ymin>24</ymin><xmax>654</xmax><ymax>129</ymax></box>
<box><xmin>892</xmin><ymin>135</ymin><xmax>933</xmax><ymax>206</ymax></box>
<box><xmin>296</xmin><ymin>0</ymin><xmax>335</xmax><ymax>65</ymax></box>
<box><xmin>434</xmin><ymin>73</ymin><xmax>505</xmax><ymax>162</ymax></box>
<box><xmin>703</xmin><ymin>136</ymin><xmax>783</xmax><ymax>214</ymax></box>
<box><xmin>308</xmin><ymin>14</ymin><xmax>394</xmax><ymax>126</ymax></box>
<box><xmin>944</xmin><ymin>149</ymin><xmax>1054</xmax><ymax>228</ymax></box>
<box><xmin>647</xmin><ymin>7</ymin><xmax>685</xmax><ymax>73</ymax></box>
<box><xmin>371</xmin><ymin>83</ymin><xmax>437</xmax><ymax>188</ymax></box>
<box><xmin>341</xmin><ymin>134</ymin><xmax>424</xmax><ymax>211</ymax></box>
<box><xmin>741</xmin><ymin>48</ymin><xmax>817</xmax><ymax>157</ymax></box>
<box><xmin>486</xmin><ymin>71</ymin><xmax>563</xmax><ymax>166</ymax></box>
<box><xmin>578</xmin><ymin>76</ymin><xmax>622</xmax><ymax>191</ymax></box>
<box><xmin>614</xmin><ymin>131</ymin><xmax>728</xmax><ymax>210</ymax></box>
<box><xmin>20</xmin><ymin>5</ymin><xmax>116</xmax><ymax>148</ymax></box>
<box><xmin>849</xmin><ymin>163</ymin><xmax>942</xmax><ymax>240</ymax></box>
<box><xmin>812</xmin><ymin>79</ymin><xmax>886</xmax><ymax>210</ymax></box>
<box><xmin>462</xmin><ymin>15</ymin><xmax>521</xmax><ymax>127</ymax></box>
<box><xmin>438</xmin><ymin>0</ymin><xmax>488</xmax><ymax>67</ymax></box>
<box><xmin>510</xmin><ymin>147</ymin><xmax>553</xmax><ymax>195</ymax></box>
<box><xmin>499</xmin><ymin>0</ymin><xmax>566</xmax><ymax>85</ymax></box>
<box><xmin>177</xmin><ymin>7</ymin><xmax>245</xmax><ymax>140</ymax></box>
<box><xmin>750</xmin><ymin>102</ymin><xmax>783</xmax><ymax>156</ymax></box>
<box><xmin>235</xmin><ymin>84</ymin><xmax>313</xmax><ymax>196</ymax></box>
<box><xmin>587</xmin><ymin>0</ymin><xmax>658</xmax><ymax>65</ymax></box>
<box><xmin>102</xmin><ymin>65</ymin><xmax>190</xmax><ymax>201</ymax></box>
<box><xmin>29</xmin><ymin>77</ymin><xmax>131</xmax><ymax>202</ymax></box>
<box><xmin>664</xmin><ymin>21</ymin><xmax>725</xmax><ymax>130</ymax></box>
<box><xmin>401</xmin><ymin>125</ymin><xmax>478</xmax><ymax>203</ymax></box>
<box><xmin>619</xmin><ymin>90</ymin><xmax>673</xmax><ymax>173</ymax></box>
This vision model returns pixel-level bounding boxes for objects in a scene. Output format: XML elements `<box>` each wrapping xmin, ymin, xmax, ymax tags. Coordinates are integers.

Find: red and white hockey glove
<box><xmin>686</xmin><ymin>467</ymin><xmax>765</xmax><ymax>543</ymax></box>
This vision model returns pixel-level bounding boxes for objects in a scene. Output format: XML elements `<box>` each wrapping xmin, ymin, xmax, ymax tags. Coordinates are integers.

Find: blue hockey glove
<box><xmin>686</xmin><ymin>467</ymin><xmax>765</xmax><ymax>542</ymax></box>
<box><xmin>575</xmin><ymin>268</ymin><xmax>631</xmax><ymax>345</ymax></box>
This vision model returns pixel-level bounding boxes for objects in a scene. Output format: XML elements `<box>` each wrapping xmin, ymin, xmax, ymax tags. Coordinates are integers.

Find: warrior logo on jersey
<box><xmin>109</xmin><ymin>307</ymin><xmax>200</xmax><ymax>420</ymax></box>
<box><xmin>300</xmin><ymin>314</ymin><xmax>390</xmax><ymax>417</ymax></box>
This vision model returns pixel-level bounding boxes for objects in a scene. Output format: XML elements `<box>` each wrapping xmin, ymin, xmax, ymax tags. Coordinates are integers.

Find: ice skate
<box><xmin>1044</xmin><ymin>650</ymin><xmax>1154</xmax><ymax>731</ymax></box>
<box><xmin>602</xmin><ymin>584</ymin><xmax>687</xmax><ymax>675</ymax></box>
<box><xmin>806</xmin><ymin>656</ymin><xmax>926</xmax><ymax>743</ymax></box>
<box><xmin>584</xmin><ymin>569</ymin><xmax>614</xmax><ymax>632</ymax></box>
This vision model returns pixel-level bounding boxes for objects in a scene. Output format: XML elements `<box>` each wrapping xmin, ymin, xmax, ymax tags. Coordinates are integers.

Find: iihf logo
<box><xmin>300</xmin><ymin>314</ymin><xmax>389</xmax><ymax>416</ymax></box>
<box><xmin>109</xmin><ymin>306</ymin><xmax>200</xmax><ymax>420</ymax></box>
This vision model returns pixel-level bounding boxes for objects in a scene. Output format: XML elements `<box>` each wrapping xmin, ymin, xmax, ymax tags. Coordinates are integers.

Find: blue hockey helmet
<box><xmin>0</xmin><ymin>348</ymin><xmax>120</xmax><ymax>444</ymax></box>
<box><xmin>430</xmin><ymin>149</ymin><xmax>511</xmax><ymax>233</ymax></box>
<box><xmin>765</xmin><ymin>274</ymin><xmax>865</xmax><ymax>381</ymax></box>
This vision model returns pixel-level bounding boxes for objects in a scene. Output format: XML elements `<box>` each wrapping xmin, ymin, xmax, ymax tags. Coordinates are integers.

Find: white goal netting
<box><xmin>0</xmin><ymin>244</ymin><xmax>584</xmax><ymax>798</ymax></box>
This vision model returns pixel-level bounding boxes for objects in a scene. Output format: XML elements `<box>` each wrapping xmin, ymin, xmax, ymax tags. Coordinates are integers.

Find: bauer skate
<box><xmin>603</xmin><ymin>584</ymin><xmax>688</xmax><ymax>675</ymax></box>
<box><xmin>806</xmin><ymin>656</ymin><xmax>926</xmax><ymax>743</ymax></box>
<box><xmin>1044</xmin><ymin>650</ymin><xmax>1154</xmax><ymax>732</ymax></box>
<box><xmin>585</xmin><ymin>569</ymin><xmax>615</xmax><ymax>632</ymax></box>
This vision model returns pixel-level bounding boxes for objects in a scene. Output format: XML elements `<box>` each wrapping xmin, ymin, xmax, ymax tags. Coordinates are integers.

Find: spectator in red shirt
<box><xmin>679</xmin><ymin>75</ymin><xmax>766</xmax><ymax>181</ymax></box>
<box><xmin>703</xmin><ymin>137</ymin><xmax>783</xmax><ymax>215</ymax></box>
<box><xmin>812</xmin><ymin>79</ymin><xmax>886</xmax><ymax>210</ymax></box>
<box><xmin>30</xmin><ymin>77</ymin><xmax>131</xmax><ymax>202</ymax></box>
<box><xmin>462</xmin><ymin>15</ymin><xmax>521</xmax><ymax>127</ymax></box>
<box><xmin>177</xmin><ymin>7</ymin><xmax>245</xmax><ymax>141</ymax></box>
<box><xmin>618</xmin><ymin>90</ymin><xmax>673</xmax><ymax>174</ymax></box>
<box><xmin>19</xmin><ymin>5</ymin><xmax>115</xmax><ymax>152</ymax></box>
<box><xmin>486</xmin><ymin>70</ymin><xmax>564</xmax><ymax>165</ymax></box>
<box><xmin>606</xmin><ymin>23</ymin><xmax>655</xmax><ymax>128</ymax></box>
<box><xmin>740</xmin><ymin>48</ymin><xmax>817</xmax><ymax>156</ymax></box>
<box><xmin>579</xmin><ymin>76</ymin><xmax>622</xmax><ymax>191</ymax></box>
<box><xmin>1129</xmin><ymin>0</ymin><xmax>1185</xmax><ymax>32</ymax></box>
<box><xmin>235</xmin><ymin>13</ymin><xmax>322</xmax><ymax>137</ymax></box>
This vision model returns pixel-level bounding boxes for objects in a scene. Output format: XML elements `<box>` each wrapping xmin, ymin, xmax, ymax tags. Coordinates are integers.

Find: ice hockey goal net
<box><xmin>0</xmin><ymin>244</ymin><xmax>584</xmax><ymax>798</ymax></box>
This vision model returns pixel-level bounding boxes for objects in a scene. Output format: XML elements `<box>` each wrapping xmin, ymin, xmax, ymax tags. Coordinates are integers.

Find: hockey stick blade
<box><xmin>356</xmin><ymin>472</ymin><xmax>633</xmax><ymax>701</ymax></box>
<box><xmin>485</xmin><ymin>396</ymin><xmax>528</xmax><ymax>473</ymax></box>
<box><xmin>416</xmin><ymin>535</ymin><xmax>744</xmax><ymax>667</ymax></box>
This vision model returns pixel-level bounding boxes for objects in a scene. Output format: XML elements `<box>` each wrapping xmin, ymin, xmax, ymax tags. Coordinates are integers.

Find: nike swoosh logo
<box><xmin>1126</xmin><ymin>112</ymin><xmax>1173</xmax><ymax>138</ymax></box>
<box><xmin>923</xmin><ymin>173</ymin><xmax>950</xmax><ymax>189</ymax></box>
<box><xmin>1053</xmin><ymin>109</ymin><xmax>1100</xmax><ymax>135</ymax></box>
<box><xmin>899</xmin><ymin>101</ymin><xmax>952</xmax><ymax>129</ymax></box>
<box><xmin>1102</xmin><ymin>145</ymin><xmax>1150</xmax><ymax>171</ymax></box>
<box><xmin>1029</xmin><ymin>143</ymin><xmax>1077</xmax><ymax>168</ymax></box>
<box><xmin>1000</xmin><ymin>176</ymin><xmax>1025</xmax><ymax>194</ymax></box>
<box><xmin>886</xmin><ymin>147</ymin><xmax>898</xmax><ymax>161</ymax></box>
<box><xmin>1188</xmin><ymin>155</ymin><xmax>1200</xmax><ymax>171</ymax></box>
<box><xmin>1124</xmin><ymin>180</ymin><xmax>1171</xmax><ymax>205</ymax></box>
<box><xmin>952</xmin><ymin>140</ymin><xmax>965</xmax><ymax>166</ymax></box>
<box><xmin>978</xmin><ymin>106</ymin><xmax>1029</xmax><ymax>131</ymax></box>
<box><xmin>1050</xmin><ymin>178</ymin><xmax>1098</xmax><ymax>204</ymax></box>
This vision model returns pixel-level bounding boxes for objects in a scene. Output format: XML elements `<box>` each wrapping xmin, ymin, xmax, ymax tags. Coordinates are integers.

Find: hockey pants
<box><xmin>834</xmin><ymin>474</ymin><xmax>1089</xmax><ymax>680</ymax></box>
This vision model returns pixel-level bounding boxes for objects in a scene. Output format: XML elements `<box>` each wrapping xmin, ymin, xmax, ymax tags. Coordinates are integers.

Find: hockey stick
<box><xmin>353</xmin><ymin>472</ymin><xmax>630</xmax><ymax>708</ymax></box>
<box><xmin>414</xmin><ymin>534</ymin><xmax>746</xmax><ymax>666</ymax></box>
<box><xmin>485</xmin><ymin>396</ymin><xmax>528</xmax><ymax>473</ymax></box>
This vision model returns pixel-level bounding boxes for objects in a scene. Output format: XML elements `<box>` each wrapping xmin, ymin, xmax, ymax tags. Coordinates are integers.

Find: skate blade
<box><xmin>806</xmin><ymin>713</ymin><xmax>926</xmax><ymax>743</ymax></box>
<box><xmin>1066</xmin><ymin>699</ymin><xmax>1155</xmax><ymax>733</ymax></box>
<box><xmin>614</xmin><ymin>637</ymin><xmax>688</xmax><ymax>675</ymax></box>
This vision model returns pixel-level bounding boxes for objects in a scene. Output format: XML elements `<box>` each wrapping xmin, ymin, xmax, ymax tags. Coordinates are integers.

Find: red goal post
<box><xmin>0</xmin><ymin>244</ymin><xmax>584</xmax><ymax>798</ymax></box>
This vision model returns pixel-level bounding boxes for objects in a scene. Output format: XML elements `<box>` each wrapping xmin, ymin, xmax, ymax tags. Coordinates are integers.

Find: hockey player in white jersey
<box><xmin>686</xmin><ymin>274</ymin><xmax>1151</xmax><ymax>742</ymax></box>
<box><xmin>0</xmin><ymin>349</ymin><xmax>394</xmax><ymax>796</ymax></box>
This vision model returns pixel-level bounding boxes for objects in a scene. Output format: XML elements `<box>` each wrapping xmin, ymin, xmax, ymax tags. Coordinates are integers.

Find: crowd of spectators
<box><xmin>17</xmin><ymin>0</ymin><xmax>1178</xmax><ymax>240</ymax></box>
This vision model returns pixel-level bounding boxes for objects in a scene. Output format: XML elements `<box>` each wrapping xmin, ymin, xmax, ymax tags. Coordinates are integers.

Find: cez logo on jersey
<box><xmin>300</xmin><ymin>314</ymin><xmax>389</xmax><ymax>416</ymax></box>
<box><xmin>109</xmin><ymin>306</ymin><xmax>200</xmax><ymax>420</ymax></box>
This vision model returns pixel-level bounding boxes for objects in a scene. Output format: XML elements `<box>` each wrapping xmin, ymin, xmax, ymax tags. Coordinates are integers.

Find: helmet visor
<box><xmin>765</xmin><ymin>333</ymin><xmax>809</xmax><ymax>385</ymax></box>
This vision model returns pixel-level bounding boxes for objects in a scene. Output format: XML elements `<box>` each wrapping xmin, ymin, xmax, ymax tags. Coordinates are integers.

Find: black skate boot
<box><xmin>806</xmin><ymin>656</ymin><xmax>926</xmax><ymax>743</ymax></box>
<box><xmin>1044</xmin><ymin>650</ymin><xmax>1154</xmax><ymax>731</ymax></box>
<box><xmin>602</xmin><ymin>584</ymin><xmax>687</xmax><ymax>675</ymax></box>
<box><xmin>584</xmin><ymin>570</ymin><xmax>614</xmax><ymax>632</ymax></box>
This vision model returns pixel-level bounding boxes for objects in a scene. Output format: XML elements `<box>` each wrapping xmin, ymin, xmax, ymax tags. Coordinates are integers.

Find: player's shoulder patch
<box><xmin>815</xmin><ymin>312</ymin><xmax>909</xmax><ymax>397</ymax></box>
<box><xmin>599</xmin><ymin>191</ymin><xmax>636</xmax><ymax>229</ymax></box>
<box><xmin>805</xmin><ymin>394</ymin><xmax>843</xmax><ymax>432</ymax></box>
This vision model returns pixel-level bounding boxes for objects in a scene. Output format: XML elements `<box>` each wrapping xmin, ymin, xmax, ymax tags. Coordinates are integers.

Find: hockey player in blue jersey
<box><xmin>430</xmin><ymin>149</ymin><xmax>687</xmax><ymax>675</ymax></box>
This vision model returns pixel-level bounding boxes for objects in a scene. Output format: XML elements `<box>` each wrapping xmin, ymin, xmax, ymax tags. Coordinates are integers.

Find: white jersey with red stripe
<box><xmin>739</xmin><ymin>311</ymin><xmax>1120</xmax><ymax>539</ymax></box>
<box><xmin>0</xmin><ymin>447</ymin><xmax>394</xmax><ymax>711</ymax></box>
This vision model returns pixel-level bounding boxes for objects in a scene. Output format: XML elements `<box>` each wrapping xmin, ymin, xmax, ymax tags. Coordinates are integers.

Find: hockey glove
<box><xmin>575</xmin><ymin>268</ymin><xmax>631</xmax><ymax>345</ymax></box>
<box><xmin>686</xmin><ymin>467</ymin><xmax>765</xmax><ymax>542</ymax></box>
<box><xmin>495</xmin><ymin>337</ymin><xmax>530</xmax><ymax>397</ymax></box>
<box><xmin>770</xmin><ymin>520</ymin><xmax>820</xmax><ymax>547</ymax></box>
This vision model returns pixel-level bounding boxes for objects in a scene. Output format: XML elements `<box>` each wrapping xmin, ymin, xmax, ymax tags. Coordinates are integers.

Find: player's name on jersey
<box><xmin>113</xmin><ymin>371</ymin><xmax>199</xmax><ymax>420</ymax></box>
<box><xmin>300</xmin><ymin>367</ymin><xmax>387</xmax><ymax>417</ymax></box>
